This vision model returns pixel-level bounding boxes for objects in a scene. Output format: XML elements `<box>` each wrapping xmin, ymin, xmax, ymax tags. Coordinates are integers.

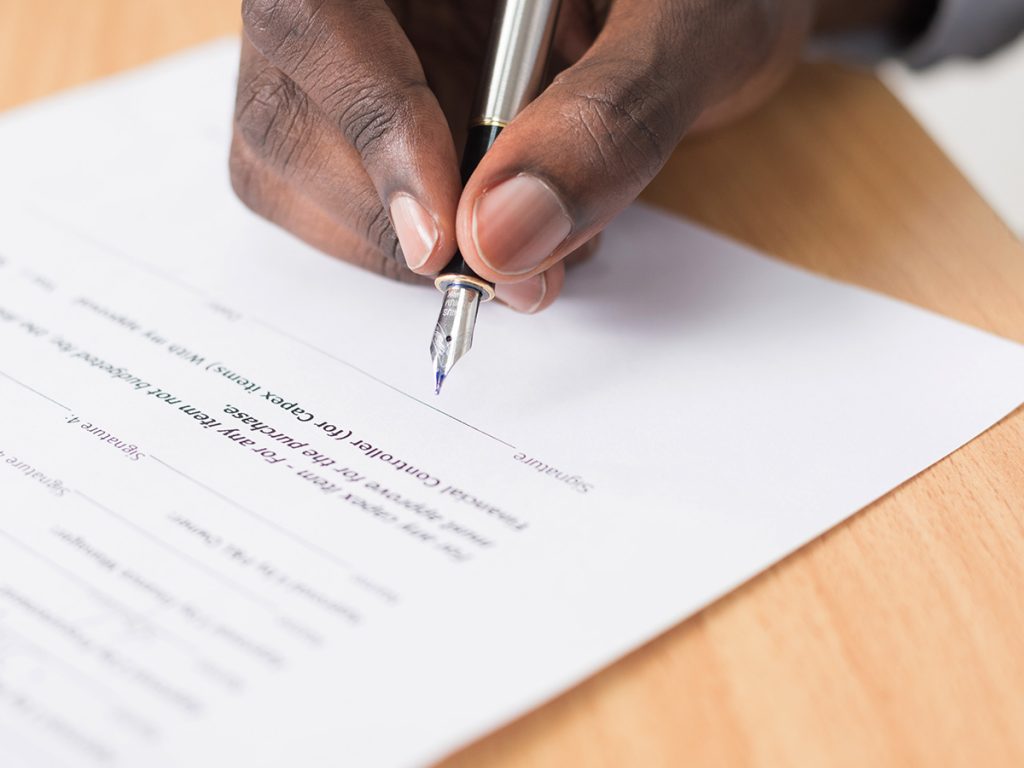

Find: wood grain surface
<box><xmin>3</xmin><ymin>2</ymin><xmax>1023</xmax><ymax>766</ymax></box>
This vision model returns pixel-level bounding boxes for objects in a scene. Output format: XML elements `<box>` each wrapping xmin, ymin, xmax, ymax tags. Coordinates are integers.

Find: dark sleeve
<box><xmin>905</xmin><ymin>0</ymin><xmax>1024</xmax><ymax>66</ymax></box>
<box><xmin>810</xmin><ymin>0</ymin><xmax>1024</xmax><ymax>67</ymax></box>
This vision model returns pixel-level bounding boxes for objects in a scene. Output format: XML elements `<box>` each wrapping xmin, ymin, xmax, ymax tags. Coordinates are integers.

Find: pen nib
<box><xmin>430</xmin><ymin>284</ymin><xmax>482</xmax><ymax>395</ymax></box>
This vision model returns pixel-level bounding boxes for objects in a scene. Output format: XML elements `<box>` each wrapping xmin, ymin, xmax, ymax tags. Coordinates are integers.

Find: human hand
<box><xmin>231</xmin><ymin>0</ymin><xmax>922</xmax><ymax>312</ymax></box>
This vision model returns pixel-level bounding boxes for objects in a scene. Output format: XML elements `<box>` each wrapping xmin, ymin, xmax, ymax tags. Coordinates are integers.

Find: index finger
<box><xmin>241</xmin><ymin>0</ymin><xmax>462</xmax><ymax>274</ymax></box>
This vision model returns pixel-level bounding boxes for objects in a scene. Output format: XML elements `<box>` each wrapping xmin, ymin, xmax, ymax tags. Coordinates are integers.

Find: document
<box><xmin>1</xmin><ymin>41</ymin><xmax>1022</xmax><ymax>767</ymax></box>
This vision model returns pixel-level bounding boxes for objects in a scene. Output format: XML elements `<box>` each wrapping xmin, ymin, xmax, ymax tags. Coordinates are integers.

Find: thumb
<box><xmin>456</xmin><ymin>0</ymin><xmax>809</xmax><ymax>282</ymax></box>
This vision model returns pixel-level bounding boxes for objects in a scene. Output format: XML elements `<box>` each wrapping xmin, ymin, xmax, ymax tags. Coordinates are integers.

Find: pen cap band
<box><xmin>472</xmin><ymin>0</ymin><xmax>562</xmax><ymax>126</ymax></box>
<box><xmin>435</xmin><ymin>274</ymin><xmax>496</xmax><ymax>302</ymax></box>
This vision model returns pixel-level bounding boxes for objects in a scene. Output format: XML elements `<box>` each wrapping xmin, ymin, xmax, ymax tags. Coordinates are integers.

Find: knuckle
<box><xmin>242</xmin><ymin>0</ymin><xmax>430</xmax><ymax>167</ymax></box>
<box><xmin>345</xmin><ymin>95</ymin><xmax>403</xmax><ymax>159</ymax></box>
<box><xmin>234</xmin><ymin>65</ymin><xmax>313</xmax><ymax>168</ymax></box>
<box><xmin>557</xmin><ymin>65</ymin><xmax>678</xmax><ymax>183</ymax></box>
<box><xmin>242</xmin><ymin>0</ymin><xmax>306</xmax><ymax>57</ymax></box>
<box><xmin>323</xmin><ymin>74</ymin><xmax>426</xmax><ymax>161</ymax></box>
<box><xmin>241</xmin><ymin>0</ymin><xmax>285</xmax><ymax>51</ymax></box>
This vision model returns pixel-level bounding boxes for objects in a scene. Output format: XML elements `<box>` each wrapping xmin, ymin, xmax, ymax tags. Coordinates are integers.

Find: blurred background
<box><xmin>2</xmin><ymin>0</ymin><xmax>1021</xmax><ymax>238</ymax></box>
<box><xmin>883</xmin><ymin>38</ymin><xmax>1024</xmax><ymax>237</ymax></box>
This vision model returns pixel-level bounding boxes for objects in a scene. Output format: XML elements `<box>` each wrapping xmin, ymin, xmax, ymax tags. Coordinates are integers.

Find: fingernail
<box><xmin>495</xmin><ymin>273</ymin><xmax>548</xmax><ymax>314</ymax></box>
<box><xmin>473</xmin><ymin>175</ymin><xmax>572</xmax><ymax>276</ymax></box>
<box><xmin>390</xmin><ymin>194</ymin><xmax>438</xmax><ymax>271</ymax></box>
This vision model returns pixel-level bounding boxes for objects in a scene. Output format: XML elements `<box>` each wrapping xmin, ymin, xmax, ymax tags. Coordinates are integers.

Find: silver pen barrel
<box><xmin>475</xmin><ymin>0</ymin><xmax>563</xmax><ymax>128</ymax></box>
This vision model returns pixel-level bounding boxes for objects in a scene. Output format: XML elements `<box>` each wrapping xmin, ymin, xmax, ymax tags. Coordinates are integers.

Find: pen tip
<box><xmin>434</xmin><ymin>370</ymin><xmax>445</xmax><ymax>396</ymax></box>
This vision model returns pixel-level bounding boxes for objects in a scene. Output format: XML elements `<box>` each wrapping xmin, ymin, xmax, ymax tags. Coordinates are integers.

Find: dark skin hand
<box><xmin>231</xmin><ymin>0</ymin><xmax>929</xmax><ymax>313</ymax></box>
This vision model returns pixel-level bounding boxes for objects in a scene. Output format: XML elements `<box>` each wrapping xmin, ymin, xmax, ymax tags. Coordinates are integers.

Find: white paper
<box><xmin>1</xmin><ymin>40</ymin><xmax>1022</xmax><ymax>768</ymax></box>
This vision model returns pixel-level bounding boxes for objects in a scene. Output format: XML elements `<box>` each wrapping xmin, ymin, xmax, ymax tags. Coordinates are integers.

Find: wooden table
<box><xmin>4</xmin><ymin>2</ymin><xmax>1023</xmax><ymax>766</ymax></box>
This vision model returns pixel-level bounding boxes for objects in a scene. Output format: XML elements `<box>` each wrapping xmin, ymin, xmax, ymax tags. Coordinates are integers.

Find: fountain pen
<box><xmin>430</xmin><ymin>0</ymin><xmax>562</xmax><ymax>394</ymax></box>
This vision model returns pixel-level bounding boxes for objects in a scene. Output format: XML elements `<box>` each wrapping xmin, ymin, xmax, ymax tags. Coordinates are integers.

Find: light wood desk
<box><xmin>3</xmin><ymin>2</ymin><xmax>1023</xmax><ymax>766</ymax></box>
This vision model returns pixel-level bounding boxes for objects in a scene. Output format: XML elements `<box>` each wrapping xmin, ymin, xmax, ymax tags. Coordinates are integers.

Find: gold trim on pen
<box><xmin>435</xmin><ymin>274</ymin><xmax>496</xmax><ymax>301</ymax></box>
<box><xmin>471</xmin><ymin>117</ymin><xmax>509</xmax><ymax>129</ymax></box>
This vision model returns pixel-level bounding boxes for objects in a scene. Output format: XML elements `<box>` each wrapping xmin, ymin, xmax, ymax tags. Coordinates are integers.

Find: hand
<box><xmin>231</xmin><ymin>0</ymin><xmax>921</xmax><ymax>312</ymax></box>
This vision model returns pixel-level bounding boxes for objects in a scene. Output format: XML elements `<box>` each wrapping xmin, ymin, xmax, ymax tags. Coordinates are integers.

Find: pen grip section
<box><xmin>438</xmin><ymin>124</ymin><xmax>504</xmax><ymax>283</ymax></box>
<box><xmin>460</xmin><ymin>123</ymin><xmax>503</xmax><ymax>183</ymax></box>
